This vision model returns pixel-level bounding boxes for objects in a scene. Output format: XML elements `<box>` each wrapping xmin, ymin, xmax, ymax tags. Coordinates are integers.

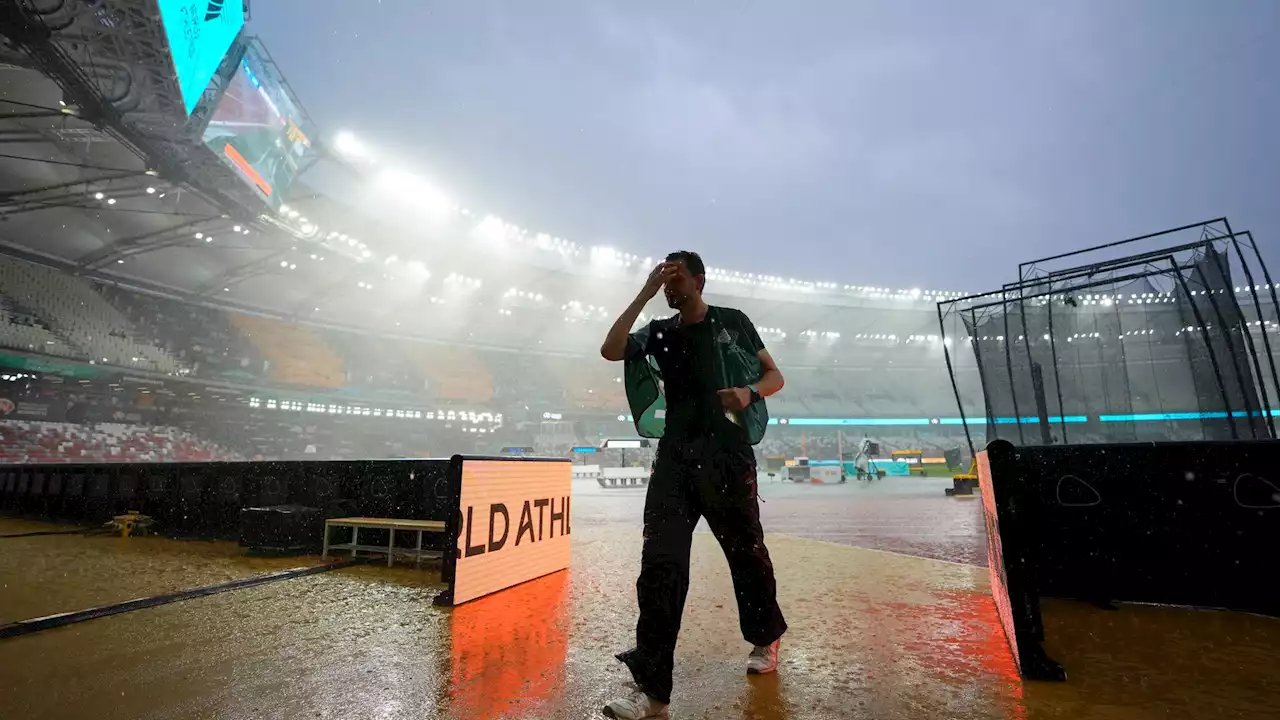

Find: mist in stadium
<box><xmin>2</xmin><ymin>2</ymin><xmax>1279</xmax><ymax>719</ymax></box>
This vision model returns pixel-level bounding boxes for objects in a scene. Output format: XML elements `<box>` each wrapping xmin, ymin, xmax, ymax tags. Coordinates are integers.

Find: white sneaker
<box><xmin>603</xmin><ymin>689</ymin><xmax>669</xmax><ymax>719</ymax></box>
<box><xmin>747</xmin><ymin>639</ymin><xmax>780</xmax><ymax>674</ymax></box>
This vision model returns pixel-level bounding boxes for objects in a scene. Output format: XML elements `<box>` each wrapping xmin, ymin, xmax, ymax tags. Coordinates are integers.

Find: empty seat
<box><xmin>0</xmin><ymin>257</ymin><xmax>186</xmax><ymax>374</ymax></box>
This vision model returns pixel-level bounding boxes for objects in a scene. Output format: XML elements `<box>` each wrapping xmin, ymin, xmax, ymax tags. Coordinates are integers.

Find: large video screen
<box><xmin>202</xmin><ymin>44</ymin><xmax>313</xmax><ymax>209</ymax></box>
<box><xmin>157</xmin><ymin>0</ymin><xmax>246</xmax><ymax>115</ymax></box>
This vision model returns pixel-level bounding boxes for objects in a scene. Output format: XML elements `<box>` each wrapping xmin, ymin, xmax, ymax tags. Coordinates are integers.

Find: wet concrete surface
<box><xmin>0</xmin><ymin>519</ymin><xmax>322</xmax><ymax>624</ymax></box>
<box><xmin>0</xmin><ymin>517</ymin><xmax>82</xmax><ymax>536</ymax></box>
<box><xmin>1</xmin><ymin>478</ymin><xmax>1278</xmax><ymax>718</ymax></box>
<box><xmin>1028</xmin><ymin>599</ymin><xmax>1280</xmax><ymax>719</ymax></box>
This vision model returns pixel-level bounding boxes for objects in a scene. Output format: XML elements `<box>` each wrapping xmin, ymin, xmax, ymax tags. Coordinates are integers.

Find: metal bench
<box><xmin>321</xmin><ymin>517</ymin><xmax>447</xmax><ymax>567</ymax></box>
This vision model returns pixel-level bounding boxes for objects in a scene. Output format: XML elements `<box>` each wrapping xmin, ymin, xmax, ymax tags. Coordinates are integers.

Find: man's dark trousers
<box><xmin>617</xmin><ymin>432</ymin><xmax>787</xmax><ymax>704</ymax></box>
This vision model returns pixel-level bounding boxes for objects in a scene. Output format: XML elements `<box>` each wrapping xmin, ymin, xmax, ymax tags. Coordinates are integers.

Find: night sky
<box><xmin>251</xmin><ymin>1</ymin><xmax>1279</xmax><ymax>290</ymax></box>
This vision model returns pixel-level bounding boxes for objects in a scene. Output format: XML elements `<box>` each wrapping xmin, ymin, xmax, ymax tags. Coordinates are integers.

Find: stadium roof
<box><xmin>0</xmin><ymin>67</ymin><xmax>952</xmax><ymax>342</ymax></box>
<box><xmin>0</xmin><ymin>8</ymin><xmax>968</xmax><ymax>355</ymax></box>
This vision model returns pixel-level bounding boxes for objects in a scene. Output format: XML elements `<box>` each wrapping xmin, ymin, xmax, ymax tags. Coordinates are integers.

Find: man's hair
<box><xmin>665</xmin><ymin>250</ymin><xmax>706</xmax><ymax>292</ymax></box>
<box><xmin>665</xmin><ymin>250</ymin><xmax>705</xmax><ymax>277</ymax></box>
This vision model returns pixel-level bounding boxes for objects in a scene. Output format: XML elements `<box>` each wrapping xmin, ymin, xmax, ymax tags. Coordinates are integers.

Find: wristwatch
<box><xmin>747</xmin><ymin>384</ymin><xmax>762</xmax><ymax>405</ymax></box>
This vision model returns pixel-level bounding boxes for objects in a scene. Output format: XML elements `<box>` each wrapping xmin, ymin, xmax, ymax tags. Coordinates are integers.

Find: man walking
<box><xmin>598</xmin><ymin>251</ymin><xmax>787</xmax><ymax>719</ymax></box>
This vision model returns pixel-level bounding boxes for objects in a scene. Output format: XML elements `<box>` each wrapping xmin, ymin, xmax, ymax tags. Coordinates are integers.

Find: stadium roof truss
<box><xmin>0</xmin><ymin>2</ymin><xmax>348</xmax><ymax>310</ymax></box>
<box><xmin>0</xmin><ymin>4</ymin><xmax>524</xmax><ymax>326</ymax></box>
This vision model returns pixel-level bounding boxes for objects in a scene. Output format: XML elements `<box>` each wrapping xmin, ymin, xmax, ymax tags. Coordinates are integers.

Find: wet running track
<box><xmin>3</xmin><ymin>476</ymin><xmax>1278</xmax><ymax>719</ymax></box>
<box><xmin>575</xmin><ymin>475</ymin><xmax>987</xmax><ymax>567</ymax></box>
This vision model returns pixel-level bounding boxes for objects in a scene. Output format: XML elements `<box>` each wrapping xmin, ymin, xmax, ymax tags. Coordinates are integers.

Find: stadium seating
<box><xmin>227</xmin><ymin>312</ymin><xmax>347</xmax><ymax>389</ymax></box>
<box><xmin>0</xmin><ymin>254</ymin><xmax>1002</xmax><ymax>469</ymax></box>
<box><xmin>332</xmin><ymin>334</ymin><xmax>427</xmax><ymax>393</ymax></box>
<box><xmin>408</xmin><ymin>345</ymin><xmax>494</xmax><ymax>404</ymax></box>
<box><xmin>541</xmin><ymin>355</ymin><xmax>626</xmax><ymax>412</ymax></box>
<box><xmin>0</xmin><ymin>420</ymin><xmax>238</xmax><ymax>463</ymax></box>
<box><xmin>0</xmin><ymin>296</ymin><xmax>81</xmax><ymax>359</ymax></box>
<box><xmin>99</xmin><ymin>286</ymin><xmax>264</xmax><ymax>383</ymax></box>
<box><xmin>0</xmin><ymin>257</ymin><xmax>185</xmax><ymax>374</ymax></box>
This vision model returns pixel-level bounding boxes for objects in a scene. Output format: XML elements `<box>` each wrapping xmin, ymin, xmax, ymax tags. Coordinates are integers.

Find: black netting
<box><xmin>939</xmin><ymin>222</ymin><xmax>1280</xmax><ymax>451</ymax></box>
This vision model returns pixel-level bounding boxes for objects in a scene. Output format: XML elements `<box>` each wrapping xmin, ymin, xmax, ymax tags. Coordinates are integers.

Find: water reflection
<box><xmin>444</xmin><ymin>570</ymin><xmax>570</xmax><ymax>719</ymax></box>
<box><xmin>737</xmin><ymin>673</ymin><xmax>790</xmax><ymax>720</ymax></box>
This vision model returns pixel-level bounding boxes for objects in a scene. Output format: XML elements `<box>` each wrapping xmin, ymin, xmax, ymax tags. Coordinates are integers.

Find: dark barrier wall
<box><xmin>983</xmin><ymin>438</ymin><xmax>1280</xmax><ymax>679</ymax></box>
<box><xmin>0</xmin><ymin>459</ymin><xmax>452</xmax><ymax>539</ymax></box>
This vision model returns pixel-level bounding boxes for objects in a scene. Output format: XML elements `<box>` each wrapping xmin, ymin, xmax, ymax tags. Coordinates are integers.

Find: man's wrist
<box><xmin>746</xmin><ymin>385</ymin><xmax>762</xmax><ymax>404</ymax></box>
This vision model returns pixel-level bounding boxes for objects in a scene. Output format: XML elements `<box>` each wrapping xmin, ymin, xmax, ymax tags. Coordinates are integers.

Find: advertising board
<box><xmin>977</xmin><ymin>450</ymin><xmax>1019</xmax><ymax>673</ymax></box>
<box><xmin>439</xmin><ymin>456</ymin><xmax>572</xmax><ymax>606</ymax></box>
<box><xmin>979</xmin><ymin>440</ymin><xmax>1066</xmax><ymax>681</ymax></box>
